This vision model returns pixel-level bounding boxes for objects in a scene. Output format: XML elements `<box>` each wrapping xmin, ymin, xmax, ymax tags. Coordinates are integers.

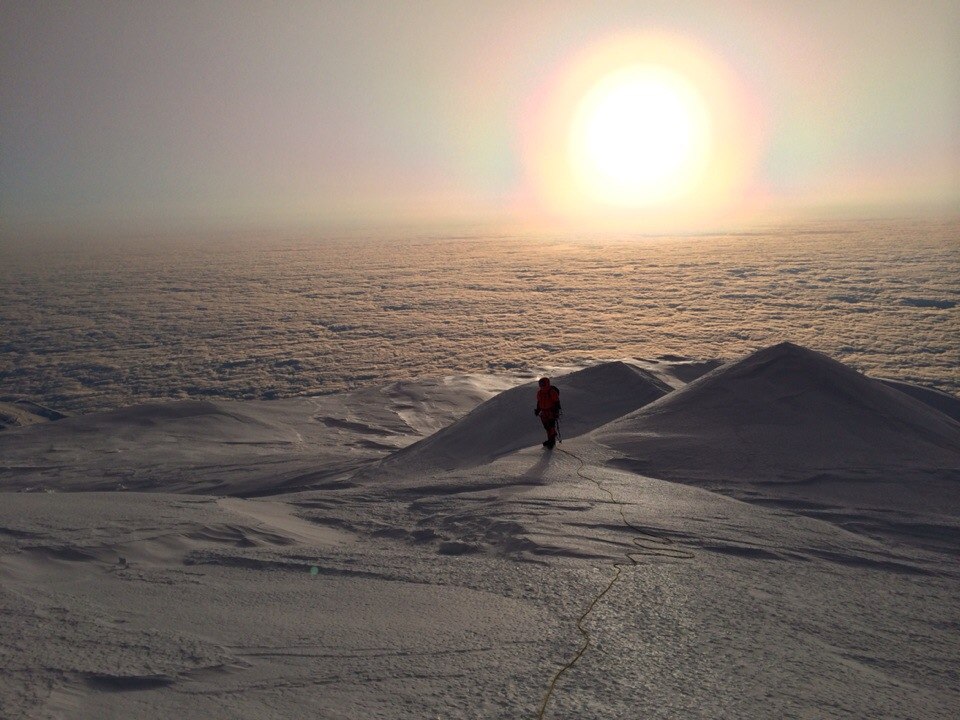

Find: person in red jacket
<box><xmin>534</xmin><ymin>377</ymin><xmax>561</xmax><ymax>449</ymax></box>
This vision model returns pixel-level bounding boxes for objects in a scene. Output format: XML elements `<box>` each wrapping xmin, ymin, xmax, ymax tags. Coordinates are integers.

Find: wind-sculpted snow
<box><xmin>878</xmin><ymin>377</ymin><xmax>960</xmax><ymax>422</ymax></box>
<box><xmin>384</xmin><ymin>361</ymin><xmax>671</xmax><ymax>471</ymax></box>
<box><xmin>594</xmin><ymin>342</ymin><xmax>960</xmax><ymax>486</ymax></box>
<box><xmin>0</xmin><ymin>375</ymin><xmax>515</xmax><ymax>494</ymax></box>
<box><xmin>593</xmin><ymin>342</ymin><xmax>960</xmax><ymax>548</ymax></box>
<box><xmin>1</xmin><ymin>344</ymin><xmax>960</xmax><ymax>718</ymax></box>
<box><xmin>1</xmin><ymin>218</ymin><xmax>957</xmax><ymax>416</ymax></box>
<box><xmin>0</xmin><ymin>399</ymin><xmax>67</xmax><ymax>429</ymax></box>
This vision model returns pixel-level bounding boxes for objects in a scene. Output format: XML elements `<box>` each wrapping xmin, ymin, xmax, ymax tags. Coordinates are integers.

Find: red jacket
<box><xmin>536</xmin><ymin>382</ymin><xmax>561</xmax><ymax>418</ymax></box>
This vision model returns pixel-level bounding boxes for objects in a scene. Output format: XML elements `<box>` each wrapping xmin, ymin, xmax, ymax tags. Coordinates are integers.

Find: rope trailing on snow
<box><xmin>536</xmin><ymin>446</ymin><xmax>694</xmax><ymax>719</ymax></box>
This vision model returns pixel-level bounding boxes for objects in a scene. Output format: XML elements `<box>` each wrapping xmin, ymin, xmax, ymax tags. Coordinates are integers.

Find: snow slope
<box><xmin>591</xmin><ymin>342</ymin><xmax>960</xmax><ymax>553</ymax></box>
<box><xmin>879</xmin><ymin>377</ymin><xmax>960</xmax><ymax>423</ymax></box>
<box><xmin>0</xmin><ymin>374</ymin><xmax>518</xmax><ymax>495</ymax></box>
<box><xmin>0</xmin><ymin>399</ymin><xmax>67</xmax><ymax>430</ymax></box>
<box><xmin>2</xmin><ymin>345</ymin><xmax>959</xmax><ymax>719</ymax></box>
<box><xmin>384</xmin><ymin>361</ymin><xmax>671</xmax><ymax>472</ymax></box>
<box><xmin>593</xmin><ymin>343</ymin><xmax>960</xmax><ymax>487</ymax></box>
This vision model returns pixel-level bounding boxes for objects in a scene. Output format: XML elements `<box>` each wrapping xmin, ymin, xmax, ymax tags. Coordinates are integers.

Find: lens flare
<box><xmin>520</xmin><ymin>32</ymin><xmax>765</xmax><ymax>228</ymax></box>
<box><xmin>570</xmin><ymin>64</ymin><xmax>711</xmax><ymax>206</ymax></box>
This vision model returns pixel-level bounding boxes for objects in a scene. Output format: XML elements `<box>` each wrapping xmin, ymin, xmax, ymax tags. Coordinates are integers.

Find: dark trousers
<box><xmin>540</xmin><ymin>414</ymin><xmax>557</xmax><ymax>440</ymax></box>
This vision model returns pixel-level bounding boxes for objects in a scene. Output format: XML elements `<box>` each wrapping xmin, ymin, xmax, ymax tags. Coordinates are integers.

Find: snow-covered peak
<box><xmin>382</xmin><ymin>361</ymin><xmax>672</xmax><ymax>472</ymax></box>
<box><xmin>591</xmin><ymin>343</ymin><xmax>960</xmax><ymax>513</ymax></box>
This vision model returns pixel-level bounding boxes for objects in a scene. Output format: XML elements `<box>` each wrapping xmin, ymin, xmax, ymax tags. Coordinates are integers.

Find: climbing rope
<box><xmin>536</xmin><ymin>446</ymin><xmax>694</xmax><ymax>719</ymax></box>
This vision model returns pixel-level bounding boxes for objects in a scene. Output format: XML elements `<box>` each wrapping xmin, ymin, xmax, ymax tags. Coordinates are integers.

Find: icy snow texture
<box><xmin>0</xmin><ymin>375</ymin><xmax>516</xmax><ymax>495</ymax></box>
<box><xmin>386</xmin><ymin>361</ymin><xmax>670</xmax><ymax>471</ymax></box>
<box><xmin>1</xmin><ymin>218</ymin><xmax>957</xmax><ymax>415</ymax></box>
<box><xmin>595</xmin><ymin>342</ymin><xmax>960</xmax><ymax>491</ymax></box>
<box><xmin>1</xmin><ymin>346</ymin><xmax>959</xmax><ymax>718</ymax></box>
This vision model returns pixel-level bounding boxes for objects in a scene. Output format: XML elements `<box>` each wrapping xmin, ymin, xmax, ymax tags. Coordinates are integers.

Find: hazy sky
<box><xmin>2</xmin><ymin>1</ymin><xmax>958</xmax><ymax>237</ymax></box>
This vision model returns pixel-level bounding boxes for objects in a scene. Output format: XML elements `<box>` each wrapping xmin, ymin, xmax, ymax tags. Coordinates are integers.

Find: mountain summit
<box><xmin>385</xmin><ymin>361</ymin><xmax>671</xmax><ymax>471</ymax></box>
<box><xmin>592</xmin><ymin>342</ymin><xmax>960</xmax><ymax>503</ymax></box>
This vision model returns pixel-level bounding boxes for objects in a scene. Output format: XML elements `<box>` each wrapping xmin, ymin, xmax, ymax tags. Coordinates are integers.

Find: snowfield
<box><xmin>1</xmin><ymin>344</ymin><xmax>958</xmax><ymax>719</ymax></box>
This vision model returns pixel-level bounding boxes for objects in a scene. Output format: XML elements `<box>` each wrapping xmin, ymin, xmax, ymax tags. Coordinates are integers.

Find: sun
<box><xmin>521</xmin><ymin>32</ymin><xmax>762</xmax><ymax>226</ymax></box>
<box><xmin>569</xmin><ymin>64</ymin><xmax>711</xmax><ymax>207</ymax></box>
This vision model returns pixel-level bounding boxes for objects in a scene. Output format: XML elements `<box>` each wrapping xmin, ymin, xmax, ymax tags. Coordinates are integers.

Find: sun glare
<box><xmin>570</xmin><ymin>65</ymin><xmax>710</xmax><ymax>206</ymax></box>
<box><xmin>521</xmin><ymin>32</ymin><xmax>763</xmax><ymax>227</ymax></box>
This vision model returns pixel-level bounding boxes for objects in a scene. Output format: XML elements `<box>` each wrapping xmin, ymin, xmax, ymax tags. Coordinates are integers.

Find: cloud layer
<box><xmin>1</xmin><ymin>219</ymin><xmax>957</xmax><ymax>414</ymax></box>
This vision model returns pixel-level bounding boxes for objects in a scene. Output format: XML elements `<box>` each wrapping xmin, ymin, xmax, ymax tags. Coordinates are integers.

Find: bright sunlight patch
<box><xmin>569</xmin><ymin>64</ymin><xmax>710</xmax><ymax>206</ymax></box>
<box><xmin>521</xmin><ymin>32</ymin><xmax>764</xmax><ymax>227</ymax></box>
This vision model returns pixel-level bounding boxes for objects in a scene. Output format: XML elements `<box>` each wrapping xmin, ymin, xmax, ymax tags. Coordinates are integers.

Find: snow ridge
<box><xmin>383</xmin><ymin>361</ymin><xmax>671</xmax><ymax>472</ymax></box>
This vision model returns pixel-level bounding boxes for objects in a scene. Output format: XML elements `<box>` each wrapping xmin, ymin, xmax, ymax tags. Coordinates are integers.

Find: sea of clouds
<box><xmin>1</xmin><ymin>218</ymin><xmax>957</xmax><ymax>415</ymax></box>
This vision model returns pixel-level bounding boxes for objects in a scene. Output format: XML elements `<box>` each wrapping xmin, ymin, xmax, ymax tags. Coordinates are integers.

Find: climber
<box><xmin>533</xmin><ymin>377</ymin><xmax>561</xmax><ymax>449</ymax></box>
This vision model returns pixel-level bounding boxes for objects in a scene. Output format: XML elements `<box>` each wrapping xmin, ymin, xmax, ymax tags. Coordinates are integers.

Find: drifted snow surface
<box><xmin>594</xmin><ymin>343</ymin><xmax>960</xmax><ymax>518</ymax></box>
<box><xmin>384</xmin><ymin>361</ymin><xmax>671</xmax><ymax>472</ymax></box>
<box><xmin>1</xmin><ymin>349</ymin><xmax>959</xmax><ymax>719</ymax></box>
